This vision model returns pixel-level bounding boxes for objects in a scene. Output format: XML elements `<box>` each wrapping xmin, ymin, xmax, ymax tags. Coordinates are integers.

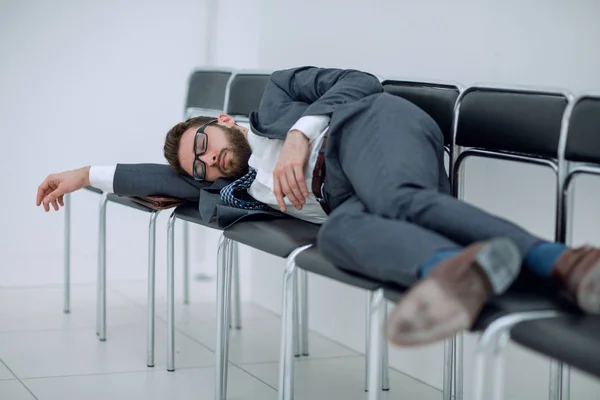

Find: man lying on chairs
<box><xmin>37</xmin><ymin>66</ymin><xmax>600</xmax><ymax>347</ymax></box>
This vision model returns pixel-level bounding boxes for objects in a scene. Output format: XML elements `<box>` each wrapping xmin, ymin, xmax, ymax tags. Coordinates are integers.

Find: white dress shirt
<box><xmin>88</xmin><ymin>116</ymin><xmax>330</xmax><ymax>224</ymax></box>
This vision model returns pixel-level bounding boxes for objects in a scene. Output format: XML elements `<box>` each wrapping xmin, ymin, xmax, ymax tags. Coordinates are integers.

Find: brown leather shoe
<box><xmin>551</xmin><ymin>246</ymin><xmax>600</xmax><ymax>314</ymax></box>
<box><xmin>387</xmin><ymin>238</ymin><xmax>521</xmax><ymax>347</ymax></box>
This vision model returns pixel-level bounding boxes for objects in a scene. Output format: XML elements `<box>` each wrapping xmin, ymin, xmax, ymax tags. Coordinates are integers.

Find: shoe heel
<box><xmin>476</xmin><ymin>238</ymin><xmax>522</xmax><ymax>294</ymax></box>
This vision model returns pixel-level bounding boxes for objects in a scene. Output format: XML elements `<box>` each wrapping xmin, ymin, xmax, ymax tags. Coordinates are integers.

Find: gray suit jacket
<box><xmin>113</xmin><ymin>66</ymin><xmax>383</xmax><ymax>228</ymax></box>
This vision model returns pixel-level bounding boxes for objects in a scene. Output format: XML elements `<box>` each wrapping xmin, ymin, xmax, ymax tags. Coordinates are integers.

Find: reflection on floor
<box><xmin>0</xmin><ymin>281</ymin><xmax>441</xmax><ymax>400</ymax></box>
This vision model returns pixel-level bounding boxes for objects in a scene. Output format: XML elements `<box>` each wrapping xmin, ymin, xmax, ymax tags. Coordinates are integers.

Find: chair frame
<box><xmin>548</xmin><ymin>93</ymin><xmax>600</xmax><ymax>400</ymax></box>
<box><xmin>451</xmin><ymin>84</ymin><xmax>575</xmax><ymax>400</ymax></box>
<box><xmin>267</xmin><ymin>79</ymin><xmax>464</xmax><ymax>400</ymax></box>
<box><xmin>166</xmin><ymin>70</ymin><xmax>304</xmax><ymax>375</ymax></box>
<box><xmin>61</xmin><ymin>67</ymin><xmax>238</xmax><ymax>369</ymax></box>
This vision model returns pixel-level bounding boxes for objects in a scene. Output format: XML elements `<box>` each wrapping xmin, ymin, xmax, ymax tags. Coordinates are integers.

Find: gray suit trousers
<box><xmin>317</xmin><ymin>94</ymin><xmax>543</xmax><ymax>287</ymax></box>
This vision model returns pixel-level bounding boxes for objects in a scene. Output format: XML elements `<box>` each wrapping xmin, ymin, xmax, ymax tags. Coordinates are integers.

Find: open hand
<box><xmin>273</xmin><ymin>130</ymin><xmax>310</xmax><ymax>212</ymax></box>
<box><xmin>36</xmin><ymin>166</ymin><xmax>91</xmax><ymax>211</ymax></box>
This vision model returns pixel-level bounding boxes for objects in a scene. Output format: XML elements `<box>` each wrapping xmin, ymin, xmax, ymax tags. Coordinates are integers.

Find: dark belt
<box><xmin>311</xmin><ymin>134</ymin><xmax>330</xmax><ymax>214</ymax></box>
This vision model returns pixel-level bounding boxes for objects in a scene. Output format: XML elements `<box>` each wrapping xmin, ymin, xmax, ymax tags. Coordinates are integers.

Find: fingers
<box><xmin>284</xmin><ymin>169</ymin><xmax>304</xmax><ymax>210</ymax></box>
<box><xmin>280</xmin><ymin>173</ymin><xmax>301</xmax><ymax>210</ymax></box>
<box><xmin>273</xmin><ymin>167</ymin><xmax>308</xmax><ymax>212</ymax></box>
<box><xmin>273</xmin><ymin>178</ymin><xmax>286</xmax><ymax>213</ymax></box>
<box><xmin>42</xmin><ymin>186</ymin><xmax>65</xmax><ymax>212</ymax></box>
<box><xmin>36</xmin><ymin>179</ymin><xmax>51</xmax><ymax>206</ymax></box>
<box><xmin>58</xmin><ymin>195</ymin><xmax>65</xmax><ymax>207</ymax></box>
<box><xmin>293</xmin><ymin>165</ymin><xmax>308</xmax><ymax>198</ymax></box>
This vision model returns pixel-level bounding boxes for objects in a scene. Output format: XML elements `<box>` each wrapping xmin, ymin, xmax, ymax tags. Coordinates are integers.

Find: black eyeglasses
<box><xmin>192</xmin><ymin>119</ymin><xmax>218</xmax><ymax>181</ymax></box>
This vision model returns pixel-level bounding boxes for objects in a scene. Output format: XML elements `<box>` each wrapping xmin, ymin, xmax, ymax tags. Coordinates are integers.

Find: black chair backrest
<box><xmin>382</xmin><ymin>80</ymin><xmax>460</xmax><ymax>147</ymax></box>
<box><xmin>564</xmin><ymin>96</ymin><xmax>600</xmax><ymax>164</ymax></box>
<box><xmin>225</xmin><ymin>72</ymin><xmax>271</xmax><ymax>118</ymax></box>
<box><xmin>455</xmin><ymin>88</ymin><xmax>568</xmax><ymax>158</ymax></box>
<box><xmin>185</xmin><ymin>69</ymin><xmax>234</xmax><ymax>111</ymax></box>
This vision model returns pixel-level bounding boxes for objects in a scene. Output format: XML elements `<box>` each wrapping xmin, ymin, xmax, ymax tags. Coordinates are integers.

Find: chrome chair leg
<box><xmin>183</xmin><ymin>221</ymin><xmax>190</xmax><ymax>305</ymax></box>
<box><xmin>473</xmin><ymin>311</ymin><xmax>560</xmax><ymax>400</ymax></box>
<box><xmin>381</xmin><ymin>301</ymin><xmax>389</xmax><ymax>391</ymax></box>
<box><xmin>64</xmin><ymin>193</ymin><xmax>71</xmax><ymax>314</ymax></box>
<box><xmin>367</xmin><ymin>289</ymin><xmax>385</xmax><ymax>400</ymax></box>
<box><xmin>550</xmin><ymin>361</ymin><xmax>571</xmax><ymax>400</ymax></box>
<box><xmin>166</xmin><ymin>212</ymin><xmax>176</xmax><ymax>371</ymax></box>
<box><xmin>96</xmin><ymin>193</ymin><xmax>108</xmax><ymax>341</ymax></box>
<box><xmin>223</xmin><ymin>239</ymin><xmax>233</xmax><ymax>399</ymax></box>
<box><xmin>146</xmin><ymin>211</ymin><xmax>160</xmax><ymax>367</ymax></box>
<box><xmin>292</xmin><ymin>267</ymin><xmax>300</xmax><ymax>358</ymax></box>
<box><xmin>443</xmin><ymin>337</ymin><xmax>454</xmax><ymax>400</ymax></box>
<box><xmin>231</xmin><ymin>242</ymin><xmax>242</xmax><ymax>330</ymax></box>
<box><xmin>365</xmin><ymin>291</ymin><xmax>373</xmax><ymax>392</ymax></box>
<box><xmin>300</xmin><ymin>269</ymin><xmax>309</xmax><ymax>356</ymax></box>
<box><xmin>455</xmin><ymin>333</ymin><xmax>464</xmax><ymax>400</ymax></box>
<box><xmin>216</xmin><ymin>235</ymin><xmax>234</xmax><ymax>400</ymax></box>
<box><xmin>278</xmin><ymin>245</ymin><xmax>312</xmax><ymax>400</ymax></box>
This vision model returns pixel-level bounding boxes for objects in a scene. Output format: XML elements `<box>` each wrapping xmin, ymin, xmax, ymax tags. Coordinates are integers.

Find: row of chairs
<box><xmin>61</xmin><ymin>68</ymin><xmax>600</xmax><ymax>400</ymax></box>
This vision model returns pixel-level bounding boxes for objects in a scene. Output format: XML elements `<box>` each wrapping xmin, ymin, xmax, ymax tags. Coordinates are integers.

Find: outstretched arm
<box><xmin>37</xmin><ymin>166</ymin><xmax>92</xmax><ymax>211</ymax></box>
<box><xmin>37</xmin><ymin>163</ymin><xmax>203</xmax><ymax>211</ymax></box>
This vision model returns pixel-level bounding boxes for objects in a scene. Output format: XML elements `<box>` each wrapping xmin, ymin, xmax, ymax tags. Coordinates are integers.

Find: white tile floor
<box><xmin>0</xmin><ymin>280</ymin><xmax>442</xmax><ymax>400</ymax></box>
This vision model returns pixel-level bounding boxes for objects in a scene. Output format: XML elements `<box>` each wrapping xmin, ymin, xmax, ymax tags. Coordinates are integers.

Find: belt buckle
<box><xmin>315</xmin><ymin>182</ymin><xmax>326</xmax><ymax>204</ymax></box>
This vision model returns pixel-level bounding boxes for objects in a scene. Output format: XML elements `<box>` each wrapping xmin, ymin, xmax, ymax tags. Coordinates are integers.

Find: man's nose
<box><xmin>199</xmin><ymin>152</ymin><xmax>218</xmax><ymax>167</ymax></box>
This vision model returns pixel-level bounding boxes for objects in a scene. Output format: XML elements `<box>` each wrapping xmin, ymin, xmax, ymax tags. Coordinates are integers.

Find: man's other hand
<box><xmin>36</xmin><ymin>166</ymin><xmax>91</xmax><ymax>211</ymax></box>
<box><xmin>273</xmin><ymin>130</ymin><xmax>310</xmax><ymax>212</ymax></box>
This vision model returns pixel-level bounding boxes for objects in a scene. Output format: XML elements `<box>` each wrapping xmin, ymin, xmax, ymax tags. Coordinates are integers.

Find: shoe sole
<box><xmin>577</xmin><ymin>259</ymin><xmax>600</xmax><ymax>314</ymax></box>
<box><xmin>475</xmin><ymin>237</ymin><xmax>521</xmax><ymax>294</ymax></box>
<box><xmin>387</xmin><ymin>238</ymin><xmax>522</xmax><ymax>347</ymax></box>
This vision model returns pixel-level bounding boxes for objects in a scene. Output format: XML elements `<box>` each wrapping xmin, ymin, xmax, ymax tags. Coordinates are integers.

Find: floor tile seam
<box><xmin>0</xmin><ymin>359</ymin><xmax>39</xmax><ymax>400</ymax></box>
<box><xmin>18</xmin><ymin>364</ymin><xmax>216</xmax><ymax>381</ymax></box>
<box><xmin>230</xmin><ymin>363</ymin><xmax>279</xmax><ymax>392</ymax></box>
<box><xmin>234</xmin><ymin>353</ymin><xmax>363</xmax><ymax>367</ymax></box>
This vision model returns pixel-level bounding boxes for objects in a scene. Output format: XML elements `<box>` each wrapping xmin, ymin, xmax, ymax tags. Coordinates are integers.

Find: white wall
<box><xmin>249</xmin><ymin>1</ymin><xmax>600</xmax><ymax>399</ymax></box>
<box><xmin>0</xmin><ymin>0</ymin><xmax>210</xmax><ymax>287</ymax></box>
<box><xmin>2</xmin><ymin>0</ymin><xmax>600</xmax><ymax>399</ymax></box>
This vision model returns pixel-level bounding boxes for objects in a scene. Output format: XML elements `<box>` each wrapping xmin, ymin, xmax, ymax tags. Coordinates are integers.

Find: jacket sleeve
<box><xmin>251</xmin><ymin>66</ymin><xmax>382</xmax><ymax>140</ymax></box>
<box><xmin>263</xmin><ymin>66</ymin><xmax>382</xmax><ymax>117</ymax></box>
<box><xmin>113</xmin><ymin>163</ymin><xmax>205</xmax><ymax>201</ymax></box>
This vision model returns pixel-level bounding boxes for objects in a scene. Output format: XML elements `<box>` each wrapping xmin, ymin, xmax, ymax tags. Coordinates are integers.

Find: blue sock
<box><xmin>524</xmin><ymin>242</ymin><xmax>568</xmax><ymax>278</ymax></box>
<box><xmin>419</xmin><ymin>248</ymin><xmax>462</xmax><ymax>278</ymax></box>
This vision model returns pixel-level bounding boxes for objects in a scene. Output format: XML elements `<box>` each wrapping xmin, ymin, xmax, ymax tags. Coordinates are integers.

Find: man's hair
<box><xmin>163</xmin><ymin>116</ymin><xmax>215</xmax><ymax>174</ymax></box>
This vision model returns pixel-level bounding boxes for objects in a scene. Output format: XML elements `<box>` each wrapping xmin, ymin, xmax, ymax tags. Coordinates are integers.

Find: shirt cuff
<box><xmin>289</xmin><ymin>115</ymin><xmax>330</xmax><ymax>141</ymax></box>
<box><xmin>89</xmin><ymin>165</ymin><xmax>116</xmax><ymax>193</ymax></box>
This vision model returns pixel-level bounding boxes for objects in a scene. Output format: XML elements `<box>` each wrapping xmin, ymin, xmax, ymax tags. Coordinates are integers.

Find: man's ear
<box><xmin>217</xmin><ymin>114</ymin><xmax>235</xmax><ymax>127</ymax></box>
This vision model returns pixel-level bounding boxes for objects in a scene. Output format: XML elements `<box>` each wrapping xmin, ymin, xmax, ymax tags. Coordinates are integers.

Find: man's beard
<box><xmin>217</xmin><ymin>126</ymin><xmax>252</xmax><ymax>180</ymax></box>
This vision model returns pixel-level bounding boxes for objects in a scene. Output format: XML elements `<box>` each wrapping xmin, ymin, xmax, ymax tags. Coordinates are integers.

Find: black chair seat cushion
<box><xmin>224</xmin><ymin>219</ymin><xmax>320</xmax><ymax>258</ymax></box>
<box><xmin>84</xmin><ymin>186</ymin><xmax>103</xmax><ymax>194</ymax></box>
<box><xmin>173</xmin><ymin>202</ymin><xmax>220</xmax><ymax>229</ymax></box>
<box><xmin>106</xmin><ymin>193</ymin><xmax>153</xmax><ymax>213</ymax></box>
<box><xmin>295</xmin><ymin>247</ymin><xmax>382</xmax><ymax>291</ymax></box>
<box><xmin>512</xmin><ymin>314</ymin><xmax>600</xmax><ymax>378</ymax></box>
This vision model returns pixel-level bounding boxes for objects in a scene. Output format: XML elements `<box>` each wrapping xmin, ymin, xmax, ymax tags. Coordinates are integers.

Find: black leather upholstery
<box><xmin>565</xmin><ymin>96</ymin><xmax>600</xmax><ymax>163</ymax></box>
<box><xmin>512</xmin><ymin>315</ymin><xmax>600</xmax><ymax>378</ymax></box>
<box><xmin>84</xmin><ymin>186</ymin><xmax>103</xmax><ymax>194</ymax></box>
<box><xmin>224</xmin><ymin>219</ymin><xmax>319</xmax><ymax>258</ymax></box>
<box><xmin>186</xmin><ymin>70</ymin><xmax>233</xmax><ymax>111</ymax></box>
<box><xmin>456</xmin><ymin>89</ymin><xmax>568</xmax><ymax>158</ymax></box>
<box><xmin>173</xmin><ymin>202</ymin><xmax>216</xmax><ymax>228</ymax></box>
<box><xmin>383</xmin><ymin>80</ymin><xmax>460</xmax><ymax>146</ymax></box>
<box><xmin>295</xmin><ymin>247</ymin><xmax>382</xmax><ymax>291</ymax></box>
<box><xmin>106</xmin><ymin>194</ymin><xmax>154</xmax><ymax>213</ymax></box>
<box><xmin>226</xmin><ymin>73</ymin><xmax>270</xmax><ymax>117</ymax></box>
